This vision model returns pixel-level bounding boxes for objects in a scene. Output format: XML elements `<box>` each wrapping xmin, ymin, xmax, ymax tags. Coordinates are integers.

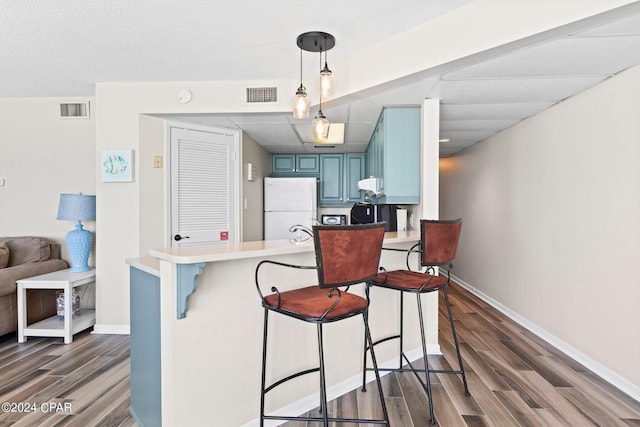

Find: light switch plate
<box><xmin>247</xmin><ymin>163</ymin><xmax>257</xmax><ymax>181</ymax></box>
<box><xmin>153</xmin><ymin>156</ymin><xmax>163</xmax><ymax>168</ymax></box>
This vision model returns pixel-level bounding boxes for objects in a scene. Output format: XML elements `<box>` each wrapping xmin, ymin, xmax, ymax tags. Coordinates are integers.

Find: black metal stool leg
<box><xmin>417</xmin><ymin>294</ymin><xmax>436</xmax><ymax>424</ymax></box>
<box><xmin>363</xmin><ymin>311</ymin><xmax>391</xmax><ymax>427</ymax></box>
<box><xmin>362</xmin><ymin>284</ymin><xmax>371</xmax><ymax>392</ymax></box>
<box><xmin>260</xmin><ymin>309</ymin><xmax>269</xmax><ymax>427</ymax></box>
<box><xmin>443</xmin><ymin>286</ymin><xmax>470</xmax><ymax>396</ymax></box>
<box><xmin>317</xmin><ymin>323</ymin><xmax>329</xmax><ymax>426</ymax></box>
<box><xmin>399</xmin><ymin>292</ymin><xmax>404</xmax><ymax>370</ymax></box>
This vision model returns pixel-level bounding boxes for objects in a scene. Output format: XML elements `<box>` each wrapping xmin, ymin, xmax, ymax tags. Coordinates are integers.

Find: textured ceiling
<box><xmin>3</xmin><ymin>1</ymin><xmax>640</xmax><ymax>157</ymax></box>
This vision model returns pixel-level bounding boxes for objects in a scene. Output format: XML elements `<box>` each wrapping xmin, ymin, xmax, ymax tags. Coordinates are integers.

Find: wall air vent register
<box><xmin>245</xmin><ymin>86</ymin><xmax>278</xmax><ymax>104</ymax></box>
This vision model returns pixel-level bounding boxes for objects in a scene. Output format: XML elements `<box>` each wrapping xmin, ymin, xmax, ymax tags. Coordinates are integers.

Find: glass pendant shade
<box><xmin>312</xmin><ymin>110</ymin><xmax>330</xmax><ymax>143</ymax></box>
<box><xmin>293</xmin><ymin>85</ymin><xmax>310</xmax><ymax>119</ymax></box>
<box><xmin>320</xmin><ymin>63</ymin><xmax>333</xmax><ymax>99</ymax></box>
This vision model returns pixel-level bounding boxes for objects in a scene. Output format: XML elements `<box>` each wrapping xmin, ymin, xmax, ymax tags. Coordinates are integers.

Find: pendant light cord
<box><xmin>299</xmin><ymin>47</ymin><xmax>303</xmax><ymax>86</ymax></box>
<box><xmin>318</xmin><ymin>46</ymin><xmax>323</xmax><ymax>113</ymax></box>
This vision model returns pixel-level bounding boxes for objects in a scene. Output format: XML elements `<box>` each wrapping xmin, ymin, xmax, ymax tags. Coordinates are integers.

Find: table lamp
<box><xmin>57</xmin><ymin>193</ymin><xmax>96</xmax><ymax>272</ymax></box>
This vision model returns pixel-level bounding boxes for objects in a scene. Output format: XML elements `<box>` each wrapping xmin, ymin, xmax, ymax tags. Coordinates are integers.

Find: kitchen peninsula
<box><xmin>128</xmin><ymin>230</ymin><xmax>439</xmax><ymax>427</ymax></box>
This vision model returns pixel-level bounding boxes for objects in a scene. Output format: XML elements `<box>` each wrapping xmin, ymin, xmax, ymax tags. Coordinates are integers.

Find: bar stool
<box><xmin>255</xmin><ymin>223</ymin><xmax>390</xmax><ymax>426</ymax></box>
<box><xmin>362</xmin><ymin>219</ymin><xmax>469</xmax><ymax>424</ymax></box>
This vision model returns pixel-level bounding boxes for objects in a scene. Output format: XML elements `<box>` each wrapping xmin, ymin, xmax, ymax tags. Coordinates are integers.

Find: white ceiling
<box><xmin>3</xmin><ymin>1</ymin><xmax>640</xmax><ymax>157</ymax></box>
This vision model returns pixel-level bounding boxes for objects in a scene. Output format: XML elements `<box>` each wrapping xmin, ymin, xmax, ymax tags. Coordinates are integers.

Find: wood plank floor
<box><xmin>284</xmin><ymin>282</ymin><xmax>640</xmax><ymax>426</ymax></box>
<box><xmin>0</xmin><ymin>281</ymin><xmax>638</xmax><ymax>426</ymax></box>
<box><xmin>0</xmin><ymin>330</ymin><xmax>134</xmax><ymax>426</ymax></box>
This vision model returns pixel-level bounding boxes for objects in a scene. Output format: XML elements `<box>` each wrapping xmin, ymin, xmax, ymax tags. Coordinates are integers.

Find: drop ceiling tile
<box><xmin>440</xmin><ymin>119</ymin><xmax>520</xmax><ymax>131</ymax></box>
<box><xmin>575</xmin><ymin>13</ymin><xmax>640</xmax><ymax>36</ymax></box>
<box><xmin>346</xmin><ymin>100</ymin><xmax>384</xmax><ymax>123</ymax></box>
<box><xmin>344</xmin><ymin>123</ymin><xmax>376</xmax><ymax>145</ymax></box>
<box><xmin>263</xmin><ymin>145</ymin><xmax>306</xmax><ymax>154</ymax></box>
<box><xmin>443</xmin><ymin>35</ymin><xmax>640</xmax><ymax>79</ymax></box>
<box><xmin>227</xmin><ymin>114</ymin><xmax>291</xmax><ymax>125</ymax></box>
<box><xmin>242</xmin><ymin>123</ymin><xmax>300</xmax><ymax>146</ymax></box>
<box><xmin>440</xmin><ymin>102</ymin><xmax>554</xmax><ymax>120</ymax></box>
<box><xmin>320</xmin><ymin>104</ymin><xmax>351</xmax><ymax>123</ymax></box>
<box><xmin>438</xmin><ymin>76</ymin><xmax>606</xmax><ymax>104</ymax></box>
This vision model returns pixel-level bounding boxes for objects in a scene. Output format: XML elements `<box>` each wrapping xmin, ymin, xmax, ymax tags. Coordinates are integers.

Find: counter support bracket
<box><xmin>176</xmin><ymin>262</ymin><xmax>205</xmax><ymax>319</ymax></box>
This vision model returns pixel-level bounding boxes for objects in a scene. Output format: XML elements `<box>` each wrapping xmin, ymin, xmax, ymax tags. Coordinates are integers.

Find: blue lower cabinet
<box><xmin>129</xmin><ymin>267</ymin><xmax>161</xmax><ymax>427</ymax></box>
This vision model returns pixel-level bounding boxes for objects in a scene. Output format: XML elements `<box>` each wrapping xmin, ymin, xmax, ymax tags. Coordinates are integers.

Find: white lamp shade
<box><xmin>312</xmin><ymin>113</ymin><xmax>330</xmax><ymax>143</ymax></box>
<box><xmin>320</xmin><ymin>68</ymin><xmax>333</xmax><ymax>99</ymax></box>
<box><xmin>293</xmin><ymin>94</ymin><xmax>310</xmax><ymax>119</ymax></box>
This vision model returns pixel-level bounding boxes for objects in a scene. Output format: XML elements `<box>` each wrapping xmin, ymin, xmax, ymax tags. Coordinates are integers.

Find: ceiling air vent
<box><xmin>59</xmin><ymin>101</ymin><xmax>90</xmax><ymax>119</ymax></box>
<box><xmin>246</xmin><ymin>86</ymin><xmax>278</xmax><ymax>104</ymax></box>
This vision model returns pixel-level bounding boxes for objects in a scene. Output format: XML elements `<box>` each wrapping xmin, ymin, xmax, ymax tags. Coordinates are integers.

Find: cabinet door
<box><xmin>381</xmin><ymin>108</ymin><xmax>420</xmax><ymax>204</ymax></box>
<box><xmin>130</xmin><ymin>267</ymin><xmax>161</xmax><ymax>427</ymax></box>
<box><xmin>319</xmin><ymin>154</ymin><xmax>344</xmax><ymax>206</ymax></box>
<box><xmin>296</xmin><ymin>155</ymin><xmax>319</xmax><ymax>174</ymax></box>
<box><xmin>272</xmin><ymin>154</ymin><xmax>296</xmax><ymax>174</ymax></box>
<box><xmin>345</xmin><ymin>154</ymin><xmax>366</xmax><ymax>203</ymax></box>
<box><xmin>375</xmin><ymin>116</ymin><xmax>385</xmax><ymax>193</ymax></box>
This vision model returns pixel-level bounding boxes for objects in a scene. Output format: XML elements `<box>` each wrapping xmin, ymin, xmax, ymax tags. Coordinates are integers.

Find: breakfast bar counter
<box><xmin>128</xmin><ymin>231</ymin><xmax>440</xmax><ymax>427</ymax></box>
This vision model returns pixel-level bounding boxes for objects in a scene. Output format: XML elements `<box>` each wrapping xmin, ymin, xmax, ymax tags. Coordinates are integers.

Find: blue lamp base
<box><xmin>66</xmin><ymin>221</ymin><xmax>93</xmax><ymax>272</ymax></box>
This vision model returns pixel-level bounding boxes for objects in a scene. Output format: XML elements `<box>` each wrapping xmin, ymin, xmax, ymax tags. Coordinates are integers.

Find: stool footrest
<box><xmin>264</xmin><ymin>367</ymin><xmax>319</xmax><ymax>394</ymax></box>
<box><xmin>263</xmin><ymin>414</ymin><xmax>389</xmax><ymax>424</ymax></box>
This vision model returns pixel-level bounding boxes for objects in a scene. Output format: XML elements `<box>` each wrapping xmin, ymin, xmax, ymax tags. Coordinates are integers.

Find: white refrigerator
<box><xmin>264</xmin><ymin>177</ymin><xmax>318</xmax><ymax>240</ymax></box>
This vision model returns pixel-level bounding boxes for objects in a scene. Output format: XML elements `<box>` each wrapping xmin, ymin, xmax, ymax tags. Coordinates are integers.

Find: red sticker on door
<box><xmin>220</xmin><ymin>231</ymin><xmax>229</xmax><ymax>241</ymax></box>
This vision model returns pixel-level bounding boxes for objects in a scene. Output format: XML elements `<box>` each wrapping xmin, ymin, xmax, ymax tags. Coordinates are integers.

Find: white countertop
<box><xmin>145</xmin><ymin>230</ymin><xmax>420</xmax><ymax>265</ymax></box>
<box><xmin>126</xmin><ymin>256</ymin><xmax>161</xmax><ymax>276</ymax></box>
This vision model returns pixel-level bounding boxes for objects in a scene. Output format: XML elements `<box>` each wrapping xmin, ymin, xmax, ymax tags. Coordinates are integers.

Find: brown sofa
<box><xmin>0</xmin><ymin>236</ymin><xmax>69</xmax><ymax>336</ymax></box>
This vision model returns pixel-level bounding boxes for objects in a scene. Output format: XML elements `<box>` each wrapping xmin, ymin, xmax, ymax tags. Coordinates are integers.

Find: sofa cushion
<box><xmin>0</xmin><ymin>237</ymin><xmax>51</xmax><ymax>267</ymax></box>
<box><xmin>0</xmin><ymin>242</ymin><xmax>8</xmax><ymax>269</ymax></box>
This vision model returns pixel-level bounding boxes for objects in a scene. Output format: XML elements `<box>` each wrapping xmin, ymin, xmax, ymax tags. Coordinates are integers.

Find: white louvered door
<box><xmin>170</xmin><ymin>126</ymin><xmax>237</xmax><ymax>247</ymax></box>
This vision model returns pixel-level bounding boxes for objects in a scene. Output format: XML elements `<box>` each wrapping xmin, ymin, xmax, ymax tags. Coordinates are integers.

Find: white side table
<box><xmin>17</xmin><ymin>268</ymin><xmax>96</xmax><ymax>344</ymax></box>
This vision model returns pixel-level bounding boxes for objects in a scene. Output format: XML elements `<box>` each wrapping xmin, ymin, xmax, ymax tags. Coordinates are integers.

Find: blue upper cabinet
<box><xmin>344</xmin><ymin>154</ymin><xmax>366</xmax><ymax>204</ymax></box>
<box><xmin>271</xmin><ymin>154</ymin><xmax>319</xmax><ymax>176</ymax></box>
<box><xmin>318</xmin><ymin>153</ymin><xmax>366</xmax><ymax>207</ymax></box>
<box><xmin>366</xmin><ymin>107</ymin><xmax>421</xmax><ymax>204</ymax></box>
<box><xmin>319</xmin><ymin>154</ymin><xmax>344</xmax><ymax>205</ymax></box>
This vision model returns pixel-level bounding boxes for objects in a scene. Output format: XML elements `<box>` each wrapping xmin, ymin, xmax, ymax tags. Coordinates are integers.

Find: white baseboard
<box><xmin>450</xmin><ymin>274</ymin><xmax>640</xmax><ymax>402</ymax></box>
<box><xmin>92</xmin><ymin>324</ymin><xmax>130</xmax><ymax>335</ymax></box>
<box><xmin>240</xmin><ymin>343</ymin><xmax>439</xmax><ymax>427</ymax></box>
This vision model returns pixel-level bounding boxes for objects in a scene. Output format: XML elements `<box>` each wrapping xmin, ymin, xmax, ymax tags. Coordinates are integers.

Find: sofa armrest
<box><xmin>50</xmin><ymin>243</ymin><xmax>62</xmax><ymax>260</ymax></box>
<box><xmin>0</xmin><ymin>259</ymin><xmax>69</xmax><ymax>297</ymax></box>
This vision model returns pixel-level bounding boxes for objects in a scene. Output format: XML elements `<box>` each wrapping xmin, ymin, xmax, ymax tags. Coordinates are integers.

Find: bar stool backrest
<box><xmin>313</xmin><ymin>223</ymin><xmax>386</xmax><ymax>288</ymax></box>
<box><xmin>420</xmin><ymin>219</ymin><xmax>462</xmax><ymax>267</ymax></box>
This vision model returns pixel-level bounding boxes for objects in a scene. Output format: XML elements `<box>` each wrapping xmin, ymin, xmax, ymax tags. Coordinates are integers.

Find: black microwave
<box><xmin>321</xmin><ymin>214</ymin><xmax>347</xmax><ymax>225</ymax></box>
<box><xmin>349</xmin><ymin>203</ymin><xmax>397</xmax><ymax>231</ymax></box>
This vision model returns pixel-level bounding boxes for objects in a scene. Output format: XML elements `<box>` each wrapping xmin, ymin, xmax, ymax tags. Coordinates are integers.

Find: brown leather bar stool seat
<box><xmin>362</xmin><ymin>219</ymin><xmax>470</xmax><ymax>425</ymax></box>
<box><xmin>256</xmin><ymin>223</ymin><xmax>390</xmax><ymax>427</ymax></box>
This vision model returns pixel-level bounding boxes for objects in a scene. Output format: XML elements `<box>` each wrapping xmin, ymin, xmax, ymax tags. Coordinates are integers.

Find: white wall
<box><xmin>0</xmin><ymin>97</ymin><xmax>96</xmax><ymax>261</ymax></box>
<box><xmin>440</xmin><ymin>65</ymin><xmax>640</xmax><ymax>397</ymax></box>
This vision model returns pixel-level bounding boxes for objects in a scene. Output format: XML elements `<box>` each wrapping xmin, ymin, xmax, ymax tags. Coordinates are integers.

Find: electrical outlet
<box><xmin>153</xmin><ymin>156</ymin><xmax>163</xmax><ymax>168</ymax></box>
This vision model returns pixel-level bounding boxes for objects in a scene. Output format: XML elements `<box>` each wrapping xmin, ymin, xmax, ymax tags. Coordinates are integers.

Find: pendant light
<box><xmin>312</xmin><ymin>45</ymin><xmax>330</xmax><ymax>143</ymax></box>
<box><xmin>320</xmin><ymin>41</ymin><xmax>333</xmax><ymax>99</ymax></box>
<box><xmin>295</xmin><ymin>31</ymin><xmax>336</xmax><ymax>143</ymax></box>
<box><xmin>292</xmin><ymin>48</ymin><xmax>310</xmax><ymax>119</ymax></box>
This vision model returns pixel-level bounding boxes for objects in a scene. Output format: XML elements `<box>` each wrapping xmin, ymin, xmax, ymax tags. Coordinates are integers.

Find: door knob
<box><xmin>174</xmin><ymin>234</ymin><xmax>190</xmax><ymax>241</ymax></box>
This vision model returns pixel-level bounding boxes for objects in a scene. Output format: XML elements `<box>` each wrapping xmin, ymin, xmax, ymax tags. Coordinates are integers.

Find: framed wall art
<box><xmin>100</xmin><ymin>149</ymin><xmax>134</xmax><ymax>182</ymax></box>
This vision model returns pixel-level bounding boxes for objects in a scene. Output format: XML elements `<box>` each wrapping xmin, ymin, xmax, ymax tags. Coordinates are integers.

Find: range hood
<box><xmin>357</xmin><ymin>177</ymin><xmax>379</xmax><ymax>195</ymax></box>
